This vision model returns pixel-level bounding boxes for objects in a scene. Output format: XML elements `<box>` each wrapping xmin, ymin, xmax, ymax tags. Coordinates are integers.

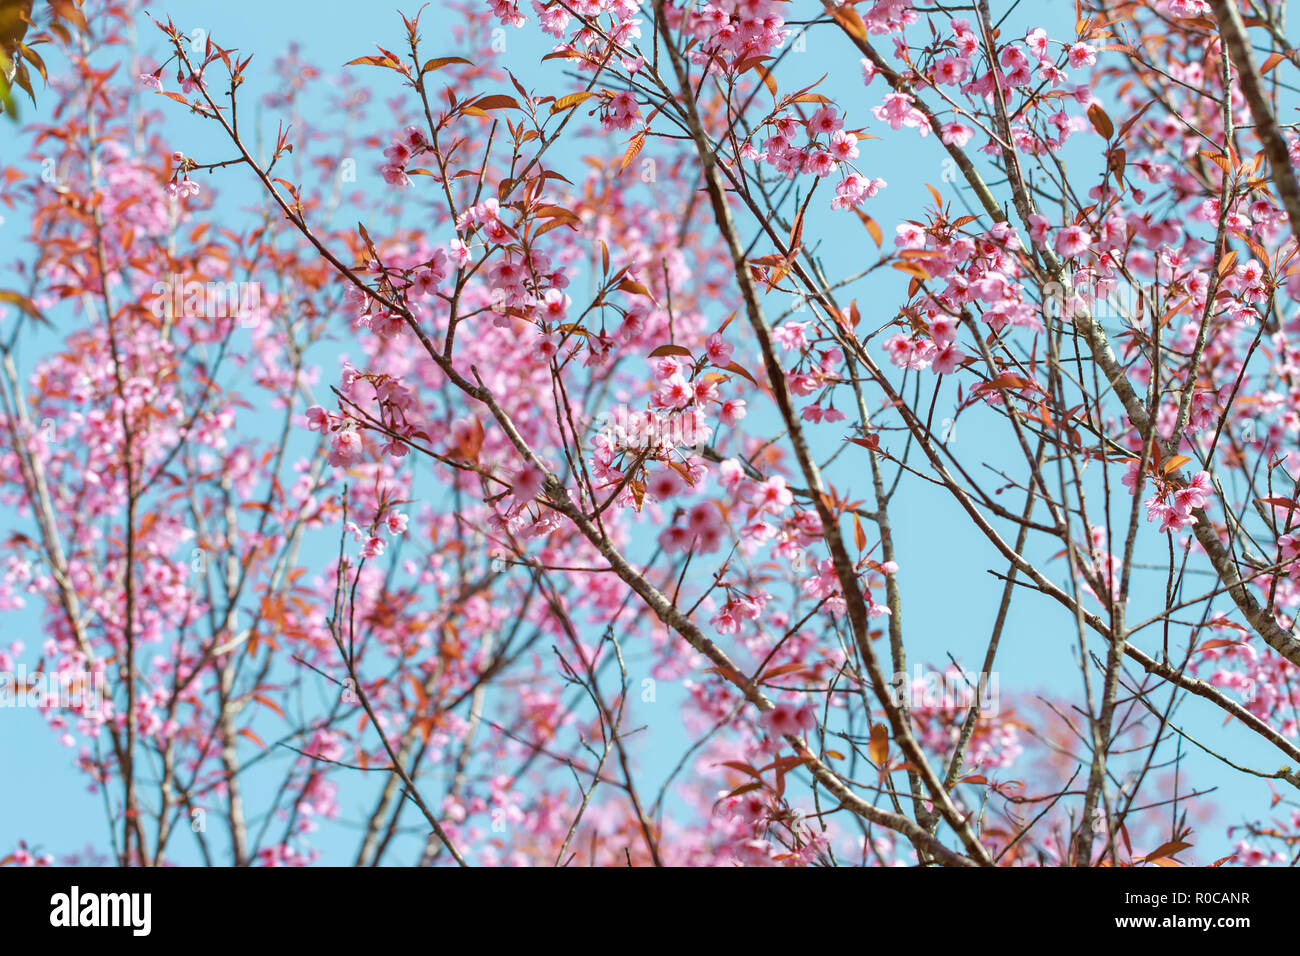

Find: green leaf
<box><xmin>0</xmin><ymin>52</ymin><xmax>16</xmax><ymax>121</ymax></box>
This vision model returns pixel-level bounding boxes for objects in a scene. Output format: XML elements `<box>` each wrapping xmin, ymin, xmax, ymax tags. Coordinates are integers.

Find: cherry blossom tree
<box><xmin>3</xmin><ymin>0</ymin><xmax>1300</xmax><ymax>867</ymax></box>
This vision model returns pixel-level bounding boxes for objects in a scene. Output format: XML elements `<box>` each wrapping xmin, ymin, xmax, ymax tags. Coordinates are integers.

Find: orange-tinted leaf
<box><xmin>829</xmin><ymin>5</ymin><xmax>867</xmax><ymax>40</ymax></box>
<box><xmin>723</xmin><ymin>361</ymin><xmax>759</xmax><ymax>387</ymax></box>
<box><xmin>422</xmin><ymin>56</ymin><xmax>472</xmax><ymax>73</ymax></box>
<box><xmin>346</xmin><ymin>54</ymin><xmax>401</xmax><ymax>69</ymax></box>
<box><xmin>868</xmin><ymin>723</ymin><xmax>889</xmax><ymax>766</ymax></box>
<box><xmin>1143</xmin><ymin>839</ymin><xmax>1192</xmax><ymax>862</ymax></box>
<box><xmin>253</xmin><ymin>694</ymin><xmax>285</xmax><ymax>720</ymax></box>
<box><xmin>619</xmin><ymin>132</ymin><xmax>646</xmax><ymax>172</ymax></box>
<box><xmin>1196</xmin><ymin>638</ymin><xmax>1244</xmax><ymax>652</ymax></box>
<box><xmin>618</xmin><ymin>277</ymin><xmax>655</xmax><ymax>300</ymax></box>
<box><xmin>1261</xmin><ymin>51</ymin><xmax>1287</xmax><ymax>75</ymax></box>
<box><xmin>891</xmin><ymin>260</ymin><xmax>931</xmax><ymax>280</ymax></box>
<box><xmin>550</xmin><ymin>90</ymin><xmax>594</xmax><ymax>113</ymax></box>
<box><xmin>473</xmin><ymin>94</ymin><xmax>521</xmax><ymax>111</ymax></box>
<box><xmin>648</xmin><ymin>344</ymin><xmax>692</xmax><ymax>359</ymax></box>
<box><xmin>0</xmin><ymin>289</ymin><xmax>46</xmax><ymax>323</ymax></box>
<box><xmin>1257</xmin><ymin>496</ymin><xmax>1299</xmax><ymax>511</ymax></box>
<box><xmin>855</xmin><ymin>211</ymin><xmax>883</xmax><ymax>248</ymax></box>
<box><xmin>1199</xmin><ymin>150</ymin><xmax>1232</xmax><ymax>175</ymax></box>
<box><xmin>1088</xmin><ymin>103</ymin><xmax>1114</xmax><ymax>139</ymax></box>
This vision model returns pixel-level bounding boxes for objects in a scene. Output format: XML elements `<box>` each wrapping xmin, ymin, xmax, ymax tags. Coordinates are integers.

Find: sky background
<box><xmin>0</xmin><ymin>0</ymin><xmax>1292</xmax><ymax>865</ymax></box>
